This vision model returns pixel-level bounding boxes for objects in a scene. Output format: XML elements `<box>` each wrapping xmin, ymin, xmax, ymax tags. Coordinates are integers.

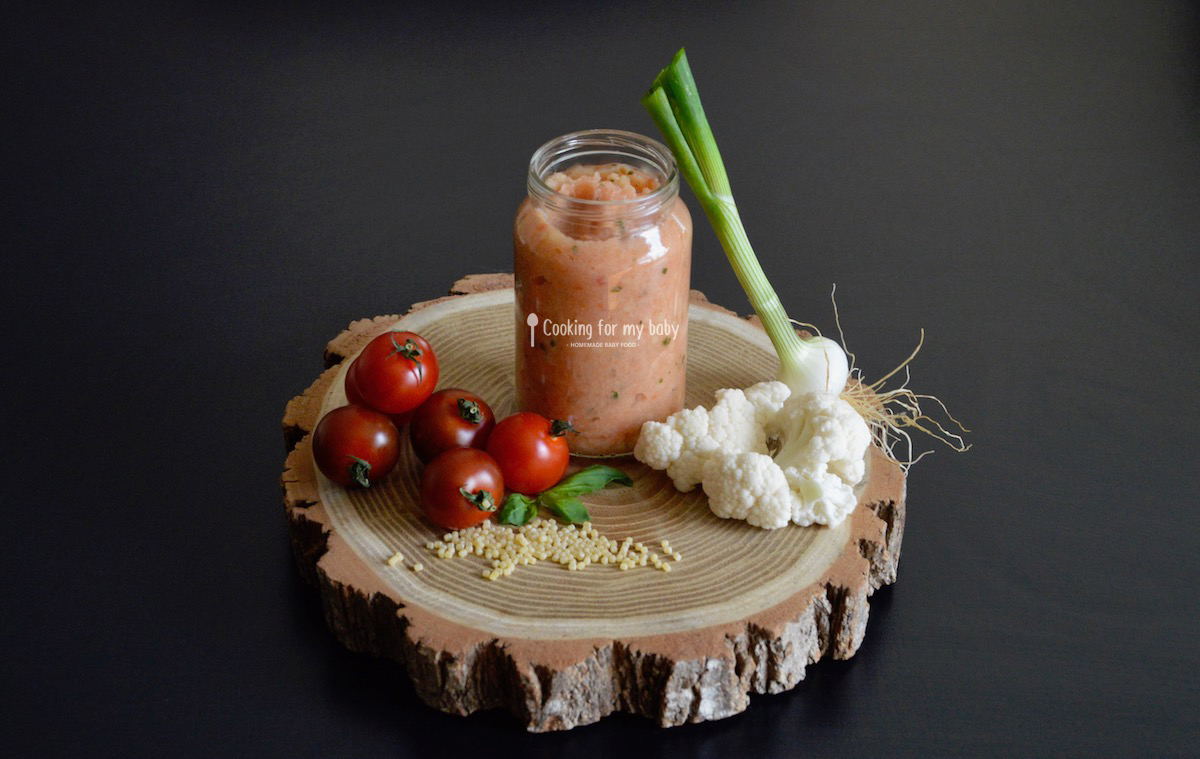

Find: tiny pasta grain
<box><xmin>422</xmin><ymin>517</ymin><xmax>681</xmax><ymax>581</ymax></box>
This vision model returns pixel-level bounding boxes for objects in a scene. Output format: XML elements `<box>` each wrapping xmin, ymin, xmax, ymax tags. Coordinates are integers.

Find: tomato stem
<box><xmin>347</xmin><ymin>456</ymin><xmax>372</xmax><ymax>488</ymax></box>
<box><xmin>550</xmin><ymin>419</ymin><xmax>575</xmax><ymax>437</ymax></box>
<box><xmin>457</xmin><ymin>398</ymin><xmax>484</xmax><ymax>424</ymax></box>
<box><xmin>387</xmin><ymin>333</ymin><xmax>424</xmax><ymax>381</ymax></box>
<box><xmin>459</xmin><ymin>487</ymin><xmax>497</xmax><ymax>512</ymax></box>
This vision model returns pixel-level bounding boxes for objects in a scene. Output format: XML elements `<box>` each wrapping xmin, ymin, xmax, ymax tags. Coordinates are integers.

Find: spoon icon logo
<box><xmin>526</xmin><ymin>312</ymin><xmax>538</xmax><ymax>348</ymax></box>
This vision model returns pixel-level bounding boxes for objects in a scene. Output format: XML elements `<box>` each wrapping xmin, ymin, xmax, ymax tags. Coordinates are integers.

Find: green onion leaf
<box><xmin>649</xmin><ymin>49</ymin><xmax>731</xmax><ymax>197</ymax></box>
<box><xmin>643</xmin><ymin>48</ymin><xmax>811</xmax><ymax>388</ymax></box>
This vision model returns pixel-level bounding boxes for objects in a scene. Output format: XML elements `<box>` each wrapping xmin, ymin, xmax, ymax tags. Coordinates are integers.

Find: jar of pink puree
<box><xmin>514</xmin><ymin>129</ymin><xmax>693</xmax><ymax>456</ymax></box>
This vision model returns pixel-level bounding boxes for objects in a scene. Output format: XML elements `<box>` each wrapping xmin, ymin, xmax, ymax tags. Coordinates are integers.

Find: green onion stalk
<box><xmin>642</xmin><ymin>49</ymin><xmax>849</xmax><ymax>397</ymax></box>
<box><xmin>643</xmin><ymin>50</ymin><xmax>971</xmax><ymax>461</ymax></box>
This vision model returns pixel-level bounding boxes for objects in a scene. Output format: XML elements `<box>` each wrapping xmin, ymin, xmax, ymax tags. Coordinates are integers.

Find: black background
<box><xmin>4</xmin><ymin>2</ymin><xmax>1198</xmax><ymax>756</ymax></box>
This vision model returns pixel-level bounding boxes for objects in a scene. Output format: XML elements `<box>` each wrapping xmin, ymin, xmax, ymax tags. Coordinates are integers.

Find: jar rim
<box><xmin>527</xmin><ymin>129</ymin><xmax>679</xmax><ymax>213</ymax></box>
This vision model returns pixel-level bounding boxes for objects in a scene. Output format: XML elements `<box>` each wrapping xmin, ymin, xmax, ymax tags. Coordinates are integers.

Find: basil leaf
<box><xmin>497</xmin><ymin>493</ymin><xmax>537</xmax><ymax>525</ymax></box>
<box><xmin>538</xmin><ymin>493</ymin><xmax>591</xmax><ymax>524</ymax></box>
<box><xmin>543</xmin><ymin>465</ymin><xmax>632</xmax><ymax>499</ymax></box>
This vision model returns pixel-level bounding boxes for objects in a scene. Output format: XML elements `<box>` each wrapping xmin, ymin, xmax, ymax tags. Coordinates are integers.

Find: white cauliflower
<box><xmin>633</xmin><ymin>387</ymin><xmax>770</xmax><ymax>492</ymax></box>
<box><xmin>634</xmin><ymin>381</ymin><xmax>871</xmax><ymax>529</ymax></box>
<box><xmin>743</xmin><ymin>380</ymin><xmax>791</xmax><ymax>437</ymax></box>
<box><xmin>773</xmin><ymin>391</ymin><xmax>871</xmax><ymax>487</ymax></box>
<box><xmin>701</xmin><ymin>452</ymin><xmax>792</xmax><ymax>528</ymax></box>
<box><xmin>784</xmin><ymin>468</ymin><xmax>858</xmax><ymax>527</ymax></box>
<box><xmin>633</xmin><ymin>405</ymin><xmax>715</xmax><ymax>491</ymax></box>
<box><xmin>707</xmin><ymin>387</ymin><xmax>771</xmax><ymax>455</ymax></box>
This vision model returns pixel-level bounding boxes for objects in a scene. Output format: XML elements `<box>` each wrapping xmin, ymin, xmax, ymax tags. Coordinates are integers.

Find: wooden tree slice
<box><xmin>281</xmin><ymin>274</ymin><xmax>906</xmax><ymax>732</ymax></box>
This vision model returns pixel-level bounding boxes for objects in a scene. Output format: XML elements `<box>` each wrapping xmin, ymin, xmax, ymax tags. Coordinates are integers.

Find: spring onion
<box><xmin>642</xmin><ymin>49</ymin><xmax>849</xmax><ymax>398</ymax></box>
<box><xmin>642</xmin><ymin>49</ymin><xmax>969</xmax><ymax>464</ymax></box>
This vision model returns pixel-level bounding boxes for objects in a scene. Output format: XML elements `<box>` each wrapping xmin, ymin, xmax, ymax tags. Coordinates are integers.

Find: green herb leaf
<box><xmin>543</xmin><ymin>465</ymin><xmax>632</xmax><ymax>499</ymax></box>
<box><xmin>501</xmin><ymin>466</ymin><xmax>632</xmax><ymax>525</ymax></box>
<box><xmin>497</xmin><ymin>493</ymin><xmax>537</xmax><ymax>525</ymax></box>
<box><xmin>538</xmin><ymin>493</ymin><xmax>590</xmax><ymax>524</ymax></box>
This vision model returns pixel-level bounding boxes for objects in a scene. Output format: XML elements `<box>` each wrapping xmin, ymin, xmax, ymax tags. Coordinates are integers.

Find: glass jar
<box><xmin>514</xmin><ymin>129</ymin><xmax>693</xmax><ymax>456</ymax></box>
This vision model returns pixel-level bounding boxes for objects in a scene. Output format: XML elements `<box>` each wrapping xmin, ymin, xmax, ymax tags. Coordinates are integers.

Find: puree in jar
<box><xmin>515</xmin><ymin>160</ymin><xmax>693</xmax><ymax>456</ymax></box>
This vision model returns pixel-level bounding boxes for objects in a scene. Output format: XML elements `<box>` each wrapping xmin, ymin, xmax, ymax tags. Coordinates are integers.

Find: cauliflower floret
<box><xmin>774</xmin><ymin>392</ymin><xmax>871</xmax><ymax>487</ymax></box>
<box><xmin>665</xmin><ymin>417</ymin><xmax>719</xmax><ymax>492</ymax></box>
<box><xmin>743</xmin><ymin>380</ymin><xmax>791</xmax><ymax>437</ymax></box>
<box><xmin>632</xmin><ymin>420</ymin><xmax>682</xmax><ymax>470</ymax></box>
<box><xmin>701</xmin><ymin>452</ymin><xmax>792</xmax><ymax>529</ymax></box>
<box><xmin>634</xmin><ymin>389</ymin><xmax>773</xmax><ymax>492</ymax></box>
<box><xmin>634</xmin><ymin>381</ymin><xmax>871</xmax><ymax>530</ymax></box>
<box><xmin>634</xmin><ymin>406</ymin><xmax>716</xmax><ymax>491</ymax></box>
<box><xmin>784</xmin><ymin>467</ymin><xmax>858</xmax><ymax>527</ymax></box>
<box><xmin>707</xmin><ymin>388</ymin><xmax>770</xmax><ymax>456</ymax></box>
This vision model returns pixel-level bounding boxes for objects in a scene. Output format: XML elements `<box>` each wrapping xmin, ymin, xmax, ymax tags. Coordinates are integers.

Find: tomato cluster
<box><xmin>417</xmin><ymin>408</ymin><xmax>573</xmax><ymax>529</ymax></box>
<box><xmin>312</xmin><ymin>330</ymin><xmax>439</xmax><ymax>488</ymax></box>
<box><xmin>311</xmin><ymin>328</ymin><xmax>576</xmax><ymax>532</ymax></box>
<box><xmin>415</xmin><ymin>409</ymin><xmax>575</xmax><ymax>530</ymax></box>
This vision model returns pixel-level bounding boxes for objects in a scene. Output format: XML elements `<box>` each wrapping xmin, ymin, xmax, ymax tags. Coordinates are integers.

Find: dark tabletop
<box><xmin>4</xmin><ymin>1</ymin><xmax>1197</xmax><ymax>756</ymax></box>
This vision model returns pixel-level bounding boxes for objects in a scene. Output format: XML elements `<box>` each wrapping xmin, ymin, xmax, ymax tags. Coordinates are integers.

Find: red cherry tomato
<box><xmin>485</xmin><ymin>412</ymin><xmax>571</xmax><ymax>495</ymax></box>
<box><xmin>419</xmin><ymin>448</ymin><xmax>504</xmax><ymax>530</ymax></box>
<box><xmin>344</xmin><ymin>359</ymin><xmax>368</xmax><ymax>406</ymax></box>
<box><xmin>409</xmin><ymin>388</ymin><xmax>496</xmax><ymax>463</ymax></box>
<box><xmin>312</xmin><ymin>405</ymin><xmax>400</xmax><ymax>488</ymax></box>
<box><xmin>390</xmin><ymin>409</ymin><xmax>414</xmax><ymax>429</ymax></box>
<box><xmin>353</xmin><ymin>331</ymin><xmax>439</xmax><ymax>415</ymax></box>
<box><xmin>346</xmin><ymin>358</ymin><xmax>414</xmax><ymax>428</ymax></box>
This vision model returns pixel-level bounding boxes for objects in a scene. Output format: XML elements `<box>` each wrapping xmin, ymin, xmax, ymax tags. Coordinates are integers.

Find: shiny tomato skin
<box><xmin>346</xmin><ymin>359</ymin><xmax>414</xmax><ymax>429</ymax></box>
<box><xmin>419</xmin><ymin>448</ymin><xmax>504</xmax><ymax>530</ymax></box>
<box><xmin>486</xmin><ymin>412</ymin><xmax>570</xmax><ymax>495</ymax></box>
<box><xmin>312</xmin><ymin>405</ymin><xmax>400</xmax><ymax>487</ymax></box>
<box><xmin>390</xmin><ymin>410</ymin><xmax>414</xmax><ymax>429</ymax></box>
<box><xmin>344</xmin><ymin>359</ymin><xmax>368</xmax><ymax>406</ymax></box>
<box><xmin>354</xmin><ymin>331</ymin><xmax>439</xmax><ymax>415</ymax></box>
<box><xmin>409</xmin><ymin>388</ymin><xmax>496</xmax><ymax>463</ymax></box>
